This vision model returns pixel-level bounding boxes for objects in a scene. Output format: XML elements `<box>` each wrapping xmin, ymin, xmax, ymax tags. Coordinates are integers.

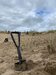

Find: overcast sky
<box><xmin>0</xmin><ymin>0</ymin><xmax>56</xmax><ymax>32</ymax></box>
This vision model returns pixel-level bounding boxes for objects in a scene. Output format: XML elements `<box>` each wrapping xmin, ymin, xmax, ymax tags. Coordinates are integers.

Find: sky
<box><xmin>0</xmin><ymin>0</ymin><xmax>56</xmax><ymax>32</ymax></box>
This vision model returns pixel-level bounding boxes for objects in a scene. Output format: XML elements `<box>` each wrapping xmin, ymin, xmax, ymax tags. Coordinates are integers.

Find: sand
<box><xmin>0</xmin><ymin>32</ymin><xmax>56</xmax><ymax>75</ymax></box>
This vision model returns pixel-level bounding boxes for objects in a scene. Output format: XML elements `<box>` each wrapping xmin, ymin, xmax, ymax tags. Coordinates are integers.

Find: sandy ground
<box><xmin>0</xmin><ymin>32</ymin><xmax>56</xmax><ymax>75</ymax></box>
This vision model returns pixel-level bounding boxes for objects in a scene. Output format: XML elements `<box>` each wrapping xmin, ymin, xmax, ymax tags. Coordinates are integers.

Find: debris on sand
<box><xmin>4</xmin><ymin>38</ymin><xmax>8</xmax><ymax>43</ymax></box>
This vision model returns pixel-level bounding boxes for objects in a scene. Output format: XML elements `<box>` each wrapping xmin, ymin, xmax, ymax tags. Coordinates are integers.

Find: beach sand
<box><xmin>0</xmin><ymin>32</ymin><xmax>56</xmax><ymax>75</ymax></box>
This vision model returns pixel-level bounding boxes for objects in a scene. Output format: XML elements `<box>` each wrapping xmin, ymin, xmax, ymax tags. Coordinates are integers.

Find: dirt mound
<box><xmin>14</xmin><ymin>60</ymin><xmax>37</xmax><ymax>71</ymax></box>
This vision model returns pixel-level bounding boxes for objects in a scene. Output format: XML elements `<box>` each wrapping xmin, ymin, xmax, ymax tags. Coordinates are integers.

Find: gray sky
<box><xmin>0</xmin><ymin>0</ymin><xmax>56</xmax><ymax>32</ymax></box>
